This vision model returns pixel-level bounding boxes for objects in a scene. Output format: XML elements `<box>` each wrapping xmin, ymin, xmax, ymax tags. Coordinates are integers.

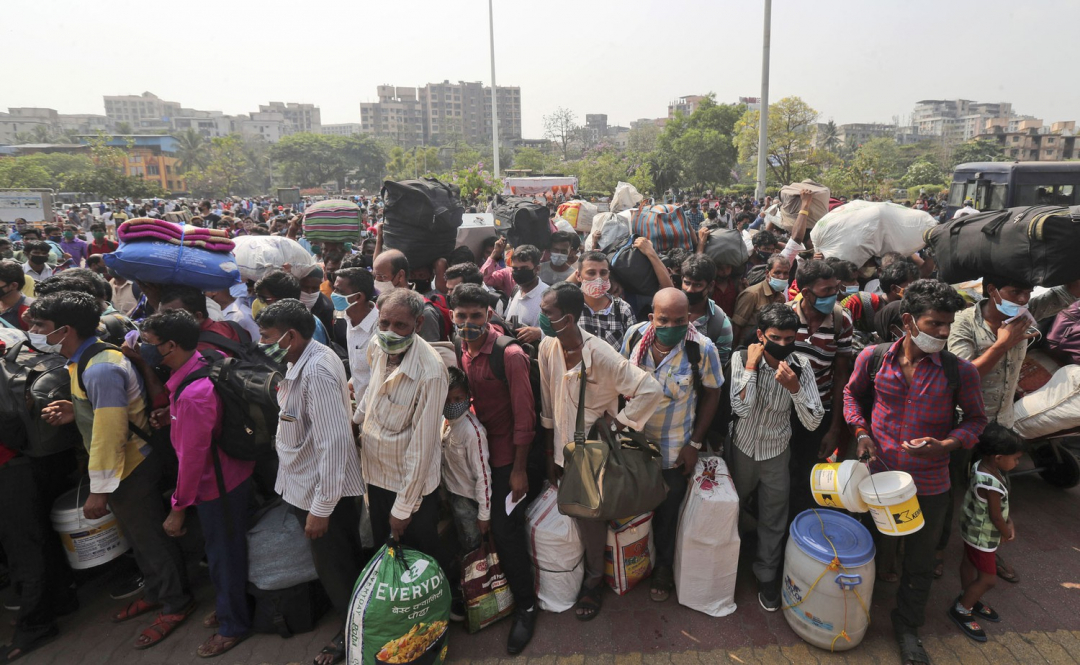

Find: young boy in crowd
<box><xmin>441</xmin><ymin>367</ymin><xmax>492</xmax><ymax>555</ymax></box>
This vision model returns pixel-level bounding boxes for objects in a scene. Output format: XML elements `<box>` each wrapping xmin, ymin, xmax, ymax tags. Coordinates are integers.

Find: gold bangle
<box><xmin>799</xmin><ymin>209</ymin><xmax>810</xmax><ymax>216</ymax></box>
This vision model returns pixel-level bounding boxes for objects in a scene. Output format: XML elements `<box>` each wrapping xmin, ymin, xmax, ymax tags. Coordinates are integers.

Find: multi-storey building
<box><xmin>320</xmin><ymin>123</ymin><xmax>363</xmax><ymax>136</ymax></box>
<box><xmin>258</xmin><ymin>102</ymin><xmax>321</xmax><ymax>135</ymax></box>
<box><xmin>103</xmin><ymin>92</ymin><xmax>182</xmax><ymax>130</ymax></box>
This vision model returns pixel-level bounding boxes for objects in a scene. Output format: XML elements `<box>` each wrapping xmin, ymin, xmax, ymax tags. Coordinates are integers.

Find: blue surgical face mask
<box><xmin>994</xmin><ymin>293</ymin><xmax>1024</xmax><ymax>318</ymax></box>
<box><xmin>331</xmin><ymin>292</ymin><xmax>359</xmax><ymax>312</ymax></box>
<box><xmin>768</xmin><ymin>277</ymin><xmax>788</xmax><ymax>293</ymax></box>
<box><xmin>844</xmin><ymin>285</ymin><xmax>859</xmax><ymax>296</ymax></box>
<box><xmin>812</xmin><ymin>293</ymin><xmax>838</xmax><ymax>314</ymax></box>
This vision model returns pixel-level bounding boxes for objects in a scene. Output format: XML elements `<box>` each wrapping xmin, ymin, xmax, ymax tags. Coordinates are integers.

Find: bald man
<box><xmin>371</xmin><ymin>249</ymin><xmax>444</xmax><ymax>343</ymax></box>
<box><xmin>620</xmin><ymin>287</ymin><xmax>724</xmax><ymax>602</ymax></box>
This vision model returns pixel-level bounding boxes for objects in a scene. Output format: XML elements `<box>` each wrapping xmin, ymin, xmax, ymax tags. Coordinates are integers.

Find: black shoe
<box><xmin>948</xmin><ymin>605</ymin><xmax>987</xmax><ymax>642</ymax></box>
<box><xmin>108</xmin><ymin>572</ymin><xmax>144</xmax><ymax>600</ymax></box>
<box><xmin>506</xmin><ymin>605</ymin><xmax>536</xmax><ymax>655</ymax></box>
<box><xmin>758</xmin><ymin>578</ymin><xmax>780</xmax><ymax>612</ymax></box>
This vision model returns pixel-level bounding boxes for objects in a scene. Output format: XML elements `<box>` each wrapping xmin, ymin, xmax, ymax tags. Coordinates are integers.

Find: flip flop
<box><xmin>650</xmin><ymin>566</ymin><xmax>674</xmax><ymax>602</ymax></box>
<box><xmin>0</xmin><ymin>625</ymin><xmax>59</xmax><ymax>663</ymax></box>
<box><xmin>112</xmin><ymin>598</ymin><xmax>162</xmax><ymax>624</ymax></box>
<box><xmin>996</xmin><ymin>555</ymin><xmax>1019</xmax><ymax>583</ymax></box>
<box><xmin>575</xmin><ymin>584</ymin><xmax>602</xmax><ymax>622</ymax></box>
<box><xmin>196</xmin><ymin>633</ymin><xmax>248</xmax><ymax>658</ymax></box>
<box><xmin>133</xmin><ymin>601</ymin><xmax>196</xmax><ymax>650</ymax></box>
<box><xmin>896</xmin><ymin>632</ymin><xmax>930</xmax><ymax>665</ymax></box>
<box><xmin>313</xmin><ymin>632</ymin><xmax>346</xmax><ymax>665</ymax></box>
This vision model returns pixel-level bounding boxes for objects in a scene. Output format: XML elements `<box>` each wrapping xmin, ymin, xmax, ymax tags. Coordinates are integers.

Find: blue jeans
<box><xmin>197</xmin><ymin>478</ymin><xmax>253</xmax><ymax>637</ymax></box>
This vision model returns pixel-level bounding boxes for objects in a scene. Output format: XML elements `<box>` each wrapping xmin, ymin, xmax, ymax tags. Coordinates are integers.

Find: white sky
<box><xmin>4</xmin><ymin>0</ymin><xmax>1077</xmax><ymax>138</ymax></box>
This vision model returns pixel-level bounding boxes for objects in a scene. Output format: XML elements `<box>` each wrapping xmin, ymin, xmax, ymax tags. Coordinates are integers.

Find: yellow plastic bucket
<box><xmin>810</xmin><ymin>460</ymin><xmax>870</xmax><ymax>513</ymax></box>
<box><xmin>858</xmin><ymin>471</ymin><xmax>924</xmax><ymax>536</ymax></box>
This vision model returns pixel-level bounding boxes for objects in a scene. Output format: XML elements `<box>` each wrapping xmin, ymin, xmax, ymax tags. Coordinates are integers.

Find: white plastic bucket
<box><xmin>50</xmin><ymin>482</ymin><xmax>129</xmax><ymax>570</ymax></box>
<box><xmin>858</xmin><ymin>471</ymin><xmax>924</xmax><ymax>536</ymax></box>
<box><xmin>783</xmin><ymin>510</ymin><xmax>875</xmax><ymax>651</ymax></box>
<box><xmin>811</xmin><ymin>461</ymin><xmax>870</xmax><ymax>513</ymax></box>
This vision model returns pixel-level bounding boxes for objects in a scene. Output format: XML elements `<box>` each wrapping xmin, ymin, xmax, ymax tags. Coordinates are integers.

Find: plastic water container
<box><xmin>782</xmin><ymin>510</ymin><xmax>875</xmax><ymax>652</ymax></box>
<box><xmin>858</xmin><ymin>470</ymin><xmax>924</xmax><ymax>536</ymax></box>
<box><xmin>810</xmin><ymin>461</ymin><xmax>870</xmax><ymax>512</ymax></box>
<box><xmin>51</xmin><ymin>482</ymin><xmax>130</xmax><ymax>570</ymax></box>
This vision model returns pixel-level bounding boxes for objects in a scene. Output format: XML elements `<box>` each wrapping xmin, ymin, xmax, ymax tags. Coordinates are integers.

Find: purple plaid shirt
<box><xmin>843</xmin><ymin>339</ymin><xmax>987</xmax><ymax>496</ymax></box>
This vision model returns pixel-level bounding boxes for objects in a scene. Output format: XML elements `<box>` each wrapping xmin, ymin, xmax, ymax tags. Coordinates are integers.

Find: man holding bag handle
<box><xmin>537</xmin><ymin>282</ymin><xmax>663</xmax><ymax>622</ymax></box>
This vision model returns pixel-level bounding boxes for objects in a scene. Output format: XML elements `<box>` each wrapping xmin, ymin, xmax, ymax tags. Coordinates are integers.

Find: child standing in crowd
<box><xmin>949</xmin><ymin>423</ymin><xmax>1021</xmax><ymax>642</ymax></box>
<box><xmin>441</xmin><ymin>367</ymin><xmax>492</xmax><ymax>555</ymax></box>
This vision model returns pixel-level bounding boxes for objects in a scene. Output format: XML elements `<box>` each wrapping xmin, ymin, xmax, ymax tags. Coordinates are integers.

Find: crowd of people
<box><xmin>0</xmin><ymin>185</ymin><xmax>1074</xmax><ymax>665</ymax></box>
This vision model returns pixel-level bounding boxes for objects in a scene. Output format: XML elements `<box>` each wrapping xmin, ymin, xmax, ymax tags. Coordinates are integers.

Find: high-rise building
<box><xmin>669</xmin><ymin>95</ymin><xmax>706</xmax><ymax>118</ymax></box>
<box><xmin>912</xmin><ymin>99</ymin><xmax>1013</xmax><ymax>140</ymax></box>
<box><xmin>359</xmin><ymin>80</ymin><xmax>521</xmax><ymax>148</ymax></box>
<box><xmin>259</xmin><ymin>102</ymin><xmax>321</xmax><ymax>135</ymax></box>
<box><xmin>103</xmin><ymin>92</ymin><xmax>182</xmax><ymax>130</ymax></box>
<box><xmin>320</xmin><ymin>123</ymin><xmax>363</xmax><ymax>136</ymax></box>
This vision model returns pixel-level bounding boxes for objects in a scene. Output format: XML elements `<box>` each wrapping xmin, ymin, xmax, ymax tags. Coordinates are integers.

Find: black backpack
<box><xmin>98</xmin><ymin>312</ymin><xmax>138</xmax><ymax>346</ymax></box>
<box><xmin>454</xmin><ymin>334</ymin><xmax>542</xmax><ymax>413</ymax></box>
<box><xmin>0</xmin><ymin>340</ymin><xmax>81</xmax><ymax>457</ymax></box>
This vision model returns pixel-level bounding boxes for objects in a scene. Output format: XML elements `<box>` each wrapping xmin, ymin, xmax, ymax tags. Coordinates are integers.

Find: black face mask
<box><xmin>685</xmin><ymin>289</ymin><xmax>706</xmax><ymax>305</ymax></box>
<box><xmin>29</xmin><ymin>255</ymin><xmax>46</xmax><ymax>266</ymax></box>
<box><xmin>764</xmin><ymin>340</ymin><xmax>797</xmax><ymax>362</ymax></box>
<box><xmin>511</xmin><ymin>267</ymin><xmax>535</xmax><ymax>285</ymax></box>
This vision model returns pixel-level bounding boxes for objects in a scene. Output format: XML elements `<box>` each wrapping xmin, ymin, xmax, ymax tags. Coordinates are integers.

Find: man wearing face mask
<box><xmin>332</xmin><ymin>267</ymin><xmax>378</xmax><ymax>423</ymax></box>
<box><xmin>786</xmin><ymin>259</ymin><xmax>853</xmax><ymax>519</ymax></box>
<box><xmin>257</xmin><ymin>299</ymin><xmax>364</xmax><ymax>665</ymax></box>
<box><xmin>575</xmin><ymin>250</ymin><xmax>637</xmax><ymax>349</ymax></box>
<box><xmin>0</xmin><ymin>260</ymin><xmax>32</xmax><ymax>330</ymax></box>
<box><xmin>732</xmin><ymin>255</ymin><xmax>791</xmax><ymax>348</ymax></box>
<box><xmin>844</xmin><ymin>280</ymin><xmax>987</xmax><ymax>665</ymax></box>
<box><xmin>680</xmin><ymin>255</ymin><xmax>733</xmax><ymax>366</ymax></box>
<box><xmin>538</xmin><ymin>231</ymin><xmax>579</xmax><ymax>285</ymax></box>
<box><xmin>481</xmin><ymin>239</ymin><xmax>545</xmax><ymax>342</ymax></box>
<box><xmin>21</xmin><ymin>241</ymin><xmax>55</xmax><ymax>281</ymax></box>
<box><xmin>371</xmin><ymin>249</ymin><xmax>447</xmax><ymax>343</ymax></box>
<box><xmin>254</xmin><ymin>271</ymin><xmax>332</xmax><ymax>346</ymax></box>
<box><xmin>730</xmin><ymin>304</ymin><xmax>824</xmax><ymax>611</ymax></box>
<box><xmin>297</xmin><ymin>266</ymin><xmax>335</xmax><ymax>336</ymax></box>
<box><xmin>60</xmin><ymin>226</ymin><xmax>88</xmax><ymax>267</ymax></box>
<box><xmin>88</xmin><ymin>223</ymin><xmax>118</xmax><ymax>255</ymax></box>
<box><xmin>621</xmin><ymin>288</ymin><xmax>723</xmax><ymax>604</ymax></box>
<box><xmin>450</xmin><ymin>284</ymin><xmax>538</xmax><ymax>653</ymax></box>
<box><xmin>360</xmin><ymin>289</ymin><xmax>453</xmax><ymax>582</ymax></box>
<box><xmin>942</xmin><ymin>273</ymin><xmax>1080</xmax><ymax>582</ymax></box>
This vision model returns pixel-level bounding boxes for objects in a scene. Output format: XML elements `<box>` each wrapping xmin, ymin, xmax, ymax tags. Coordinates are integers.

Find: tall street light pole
<box><xmin>755</xmin><ymin>0</ymin><xmax>772</xmax><ymax>201</ymax></box>
<box><xmin>488</xmin><ymin>0</ymin><xmax>501</xmax><ymax>179</ymax></box>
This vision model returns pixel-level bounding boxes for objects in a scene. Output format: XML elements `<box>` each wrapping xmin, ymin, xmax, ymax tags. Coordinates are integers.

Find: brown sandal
<box><xmin>133</xmin><ymin>601</ymin><xmax>196</xmax><ymax>650</ymax></box>
<box><xmin>196</xmin><ymin>633</ymin><xmax>248</xmax><ymax>658</ymax></box>
<box><xmin>112</xmin><ymin>598</ymin><xmax>161</xmax><ymax>624</ymax></box>
<box><xmin>202</xmin><ymin>611</ymin><xmax>219</xmax><ymax>629</ymax></box>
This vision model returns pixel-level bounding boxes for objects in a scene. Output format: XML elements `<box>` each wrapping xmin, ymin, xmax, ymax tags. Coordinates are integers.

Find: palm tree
<box><xmin>31</xmin><ymin>125</ymin><xmax>55</xmax><ymax>143</ymax></box>
<box><xmin>116</xmin><ymin>121</ymin><xmax>134</xmax><ymax>135</ymax></box>
<box><xmin>175</xmin><ymin>128</ymin><xmax>209</xmax><ymax>173</ymax></box>
<box><xmin>820</xmin><ymin>120</ymin><xmax>840</xmax><ymax>153</ymax></box>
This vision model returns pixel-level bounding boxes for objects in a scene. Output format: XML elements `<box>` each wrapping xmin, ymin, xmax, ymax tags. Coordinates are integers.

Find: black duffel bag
<box><xmin>926</xmin><ymin>205</ymin><xmax>1080</xmax><ymax>286</ymax></box>
<box><xmin>608</xmin><ymin>235</ymin><xmax>660</xmax><ymax>297</ymax></box>
<box><xmin>493</xmin><ymin>195</ymin><xmax>552</xmax><ymax>250</ymax></box>
<box><xmin>381</xmin><ymin>178</ymin><xmax>464</xmax><ymax>269</ymax></box>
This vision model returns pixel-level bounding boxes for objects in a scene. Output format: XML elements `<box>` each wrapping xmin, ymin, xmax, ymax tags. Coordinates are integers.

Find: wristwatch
<box><xmin>688</xmin><ymin>440</ymin><xmax>703</xmax><ymax>450</ymax></box>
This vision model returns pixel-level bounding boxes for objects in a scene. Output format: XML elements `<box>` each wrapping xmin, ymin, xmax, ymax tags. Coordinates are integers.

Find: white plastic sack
<box><xmin>778</xmin><ymin>180</ymin><xmax>830</xmax><ymax>230</ymax></box>
<box><xmin>674</xmin><ymin>456</ymin><xmax>739</xmax><ymax>617</ymax></box>
<box><xmin>232</xmin><ymin>235</ymin><xmax>316</xmax><ymax>283</ymax></box>
<box><xmin>585</xmin><ymin>210</ymin><xmax>632</xmax><ymax>252</ymax></box>
<box><xmin>247</xmin><ymin>502</ymin><xmax>319</xmax><ymax>591</ymax></box>
<box><xmin>526</xmin><ymin>483</ymin><xmax>584</xmax><ymax>612</ymax></box>
<box><xmin>810</xmin><ymin>201</ymin><xmax>936</xmax><ymax>267</ymax></box>
<box><xmin>1013</xmin><ymin>365</ymin><xmax>1080</xmax><ymax>439</ymax></box>
<box><xmin>609</xmin><ymin>182</ymin><xmax>644</xmax><ymax>214</ymax></box>
<box><xmin>605</xmin><ymin>513</ymin><xmax>654</xmax><ymax>596</ymax></box>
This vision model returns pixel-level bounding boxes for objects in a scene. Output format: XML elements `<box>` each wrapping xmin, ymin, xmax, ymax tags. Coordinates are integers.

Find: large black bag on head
<box><xmin>926</xmin><ymin>205</ymin><xmax>1080</xmax><ymax>286</ymax></box>
<box><xmin>608</xmin><ymin>236</ymin><xmax>660</xmax><ymax>297</ymax></box>
<box><xmin>493</xmin><ymin>195</ymin><xmax>552</xmax><ymax>250</ymax></box>
<box><xmin>0</xmin><ymin>340</ymin><xmax>80</xmax><ymax>457</ymax></box>
<box><xmin>381</xmin><ymin>177</ymin><xmax>464</xmax><ymax>269</ymax></box>
<box><xmin>703</xmin><ymin>227</ymin><xmax>749</xmax><ymax>270</ymax></box>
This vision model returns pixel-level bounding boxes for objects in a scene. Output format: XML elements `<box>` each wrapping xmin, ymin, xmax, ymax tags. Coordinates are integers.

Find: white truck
<box><xmin>0</xmin><ymin>188</ymin><xmax>54</xmax><ymax>224</ymax></box>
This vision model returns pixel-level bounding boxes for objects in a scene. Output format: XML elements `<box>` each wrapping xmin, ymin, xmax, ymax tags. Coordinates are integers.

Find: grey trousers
<box><xmin>575</xmin><ymin>517</ymin><xmax>609</xmax><ymax>588</ymax></box>
<box><xmin>731</xmin><ymin>445</ymin><xmax>790</xmax><ymax>584</ymax></box>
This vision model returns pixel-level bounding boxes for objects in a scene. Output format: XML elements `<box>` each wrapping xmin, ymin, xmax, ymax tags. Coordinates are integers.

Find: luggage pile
<box><xmin>382</xmin><ymin>178</ymin><xmax>465</xmax><ymax>268</ymax></box>
<box><xmin>103</xmin><ymin>218</ymin><xmax>241</xmax><ymax>291</ymax></box>
<box><xmin>556</xmin><ymin>200</ymin><xmax>598</xmax><ymax>233</ymax></box>
<box><xmin>493</xmin><ymin>195</ymin><xmax>552</xmax><ymax>250</ymax></box>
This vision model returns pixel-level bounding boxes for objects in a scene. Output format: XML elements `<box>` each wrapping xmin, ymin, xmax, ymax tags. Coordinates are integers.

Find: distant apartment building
<box><xmin>169</xmin><ymin>110</ymin><xmax>236</xmax><ymax>138</ymax></box>
<box><xmin>978</xmin><ymin>119</ymin><xmax>1080</xmax><ymax>161</ymax></box>
<box><xmin>76</xmin><ymin>134</ymin><xmax>187</xmax><ymax>192</ymax></box>
<box><xmin>259</xmin><ymin>102</ymin><xmax>321</xmax><ymax>135</ymax></box>
<box><xmin>669</xmin><ymin>95</ymin><xmax>706</xmax><ymax>118</ymax></box>
<box><xmin>739</xmin><ymin>96</ymin><xmax>762</xmax><ymax>112</ymax></box>
<box><xmin>238</xmin><ymin>112</ymin><xmax>287</xmax><ymax>143</ymax></box>
<box><xmin>320</xmin><ymin>123</ymin><xmax>363</xmax><ymax>136</ymax></box>
<box><xmin>103</xmin><ymin>92</ymin><xmax>182</xmax><ymax>130</ymax></box>
<box><xmin>360</xmin><ymin>81</ymin><xmax>521</xmax><ymax>148</ymax></box>
<box><xmin>0</xmin><ymin>108</ymin><xmax>60</xmax><ymax>144</ymax></box>
<box><xmin>912</xmin><ymin>99</ymin><xmax>1013</xmax><ymax>140</ymax></box>
<box><xmin>58</xmin><ymin>114</ymin><xmax>111</xmax><ymax>134</ymax></box>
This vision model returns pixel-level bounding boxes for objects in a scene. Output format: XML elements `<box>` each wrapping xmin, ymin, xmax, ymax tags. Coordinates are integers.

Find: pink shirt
<box><xmin>166</xmin><ymin>352</ymin><xmax>255</xmax><ymax>509</ymax></box>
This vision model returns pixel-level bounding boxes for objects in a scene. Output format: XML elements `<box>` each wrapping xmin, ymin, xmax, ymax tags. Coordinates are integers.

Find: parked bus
<box><xmin>947</xmin><ymin>161</ymin><xmax>1080</xmax><ymax>218</ymax></box>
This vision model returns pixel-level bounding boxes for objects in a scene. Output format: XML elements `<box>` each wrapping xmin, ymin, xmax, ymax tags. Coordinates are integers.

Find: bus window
<box><xmin>948</xmin><ymin>185</ymin><xmax>967</xmax><ymax>207</ymax></box>
<box><xmin>989</xmin><ymin>184</ymin><xmax>1008</xmax><ymax>210</ymax></box>
<box><xmin>1016</xmin><ymin>184</ymin><xmax>1076</xmax><ymax>206</ymax></box>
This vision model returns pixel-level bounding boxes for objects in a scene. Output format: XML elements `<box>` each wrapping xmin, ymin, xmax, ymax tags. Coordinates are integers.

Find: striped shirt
<box><xmin>621</xmin><ymin>323</ymin><xmax>724</xmax><ymax>469</ymax></box>
<box><xmin>960</xmin><ymin>461</ymin><xmax>1009</xmax><ymax>552</ymax></box>
<box><xmin>730</xmin><ymin>350</ymin><xmax>824</xmax><ymax>461</ymax></box>
<box><xmin>361</xmin><ymin>335</ymin><xmax>449</xmax><ymax>521</ymax></box>
<box><xmin>441</xmin><ymin>412</ymin><xmax>492</xmax><ymax>521</ymax></box>
<box><xmin>790</xmin><ymin>301</ymin><xmax>854</xmax><ymax>406</ymax></box>
<box><xmin>68</xmin><ymin>338</ymin><xmax>151</xmax><ymax>494</ymax></box>
<box><xmin>275</xmin><ymin>340</ymin><xmax>364</xmax><ymax>518</ymax></box>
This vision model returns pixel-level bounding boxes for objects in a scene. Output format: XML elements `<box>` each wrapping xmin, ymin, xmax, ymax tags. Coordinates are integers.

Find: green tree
<box><xmin>511</xmin><ymin>147</ymin><xmax>553</xmax><ymax>174</ymax></box>
<box><xmin>0</xmin><ymin>159</ymin><xmax>54</xmax><ymax>188</ymax></box>
<box><xmin>627</xmin><ymin>123</ymin><xmax>661</xmax><ymax>154</ymax></box>
<box><xmin>271</xmin><ymin>133</ymin><xmax>347</xmax><ymax>188</ymax></box>
<box><xmin>115</xmin><ymin>122</ymin><xmax>134</xmax><ymax>135</ymax></box>
<box><xmin>948</xmin><ymin>138</ymin><xmax>1006</xmax><ymax>170</ymax></box>
<box><xmin>653</xmin><ymin>94</ymin><xmax>742</xmax><ymax>192</ymax></box>
<box><xmin>734</xmin><ymin>96</ymin><xmax>819</xmax><ymax>186</ymax></box>
<box><xmin>847</xmin><ymin>138</ymin><xmax>900</xmax><ymax>195</ymax></box>
<box><xmin>184</xmin><ymin>135</ymin><xmax>256</xmax><ymax>197</ymax></box>
<box><xmin>818</xmin><ymin>120</ymin><xmax>840</xmax><ymax>152</ymax></box>
<box><xmin>339</xmin><ymin>134</ymin><xmax>388</xmax><ymax>192</ymax></box>
<box><xmin>899</xmin><ymin>160</ymin><xmax>944</xmax><ymax>188</ymax></box>
<box><xmin>175</xmin><ymin>128</ymin><xmax>210</xmax><ymax>173</ymax></box>
<box><xmin>543</xmin><ymin>107</ymin><xmax>578</xmax><ymax>161</ymax></box>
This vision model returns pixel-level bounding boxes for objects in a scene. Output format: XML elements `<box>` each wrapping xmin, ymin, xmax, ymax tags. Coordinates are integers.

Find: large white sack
<box><xmin>1013</xmin><ymin>365</ymin><xmax>1080</xmax><ymax>439</ymax></box>
<box><xmin>526</xmin><ymin>483</ymin><xmax>585</xmax><ymax>612</ymax></box>
<box><xmin>674</xmin><ymin>456</ymin><xmax>740</xmax><ymax>617</ymax></box>
<box><xmin>232</xmin><ymin>235</ymin><xmax>316</xmax><ymax>283</ymax></box>
<box><xmin>584</xmin><ymin>210</ymin><xmax>633</xmax><ymax>252</ymax></box>
<box><xmin>778</xmin><ymin>180</ymin><xmax>830</xmax><ymax>230</ymax></box>
<box><xmin>609</xmin><ymin>181</ymin><xmax>644</xmax><ymax>214</ymax></box>
<box><xmin>810</xmin><ymin>201</ymin><xmax>936</xmax><ymax>266</ymax></box>
<box><xmin>557</xmin><ymin>200</ymin><xmax>598</xmax><ymax>233</ymax></box>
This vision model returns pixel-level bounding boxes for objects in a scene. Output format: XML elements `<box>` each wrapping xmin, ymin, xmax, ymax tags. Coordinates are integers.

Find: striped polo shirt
<box><xmin>790</xmin><ymin>301</ymin><xmax>854</xmax><ymax>408</ymax></box>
